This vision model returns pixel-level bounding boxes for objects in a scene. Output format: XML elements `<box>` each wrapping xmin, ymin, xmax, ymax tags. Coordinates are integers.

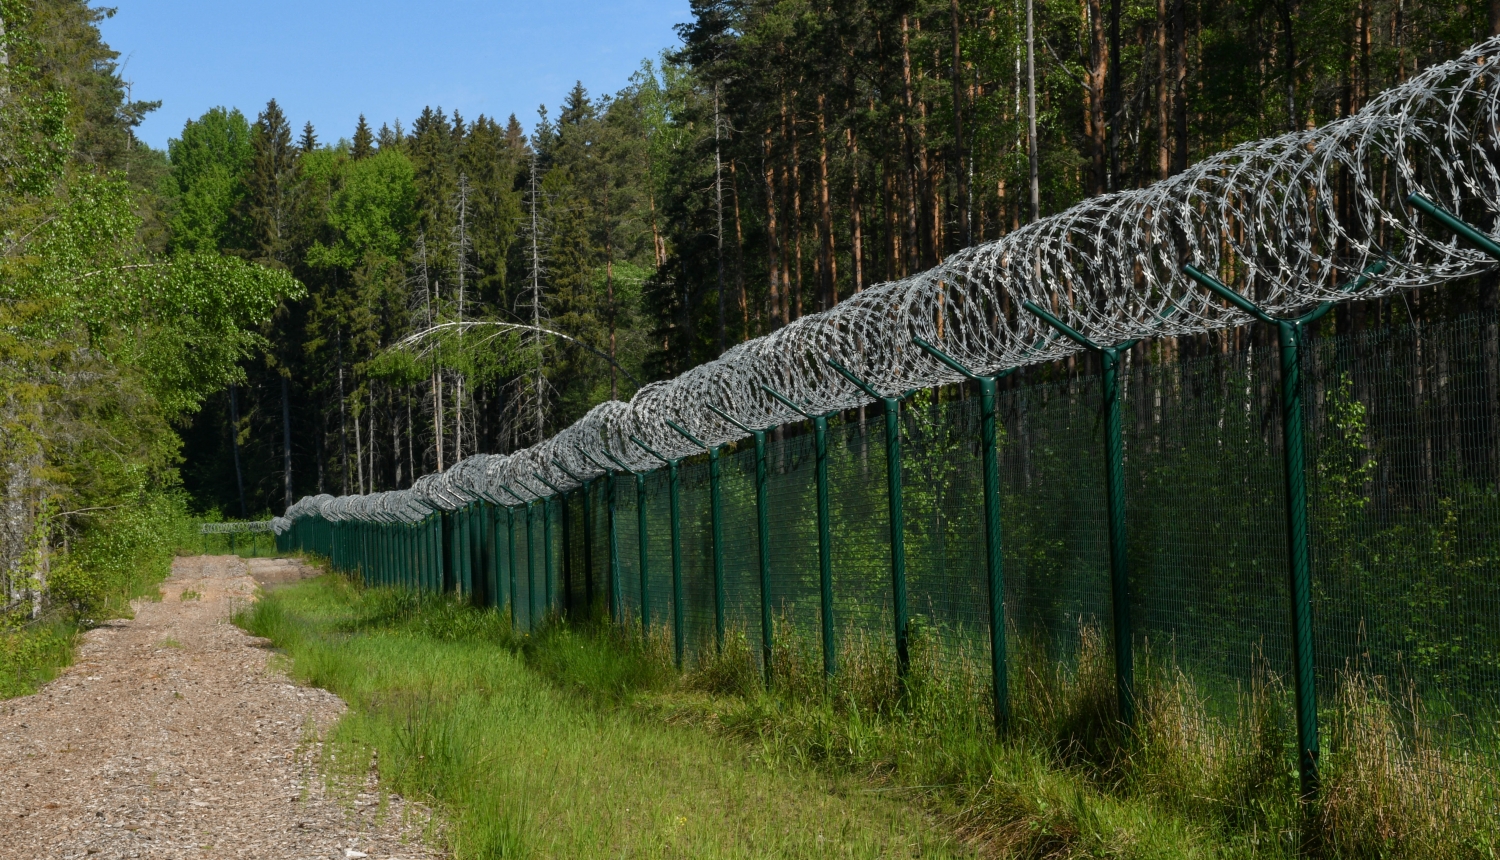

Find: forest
<box><xmin>183</xmin><ymin>0</ymin><xmax>1500</xmax><ymax>518</ymax></box>
<box><xmin>5</xmin><ymin>0</ymin><xmax>1499</xmax><ymax>565</ymax></box>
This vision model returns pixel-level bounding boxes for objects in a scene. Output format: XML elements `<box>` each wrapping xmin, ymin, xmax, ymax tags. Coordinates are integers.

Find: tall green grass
<box><xmin>240</xmin><ymin>574</ymin><xmax>1500</xmax><ymax>859</ymax></box>
<box><xmin>237</xmin><ymin>577</ymin><xmax>971</xmax><ymax>859</ymax></box>
<box><xmin>684</xmin><ymin>617</ymin><xmax>1499</xmax><ymax>859</ymax></box>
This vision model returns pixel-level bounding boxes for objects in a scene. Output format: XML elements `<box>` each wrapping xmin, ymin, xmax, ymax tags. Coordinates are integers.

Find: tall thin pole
<box><xmin>1026</xmin><ymin>0</ymin><xmax>1040</xmax><ymax>220</ymax></box>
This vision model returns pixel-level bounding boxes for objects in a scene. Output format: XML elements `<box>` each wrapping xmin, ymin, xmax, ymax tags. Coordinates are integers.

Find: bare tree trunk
<box><xmin>730</xmin><ymin>159</ymin><xmax>748</xmax><ymax>336</ymax></box>
<box><xmin>1157</xmin><ymin>0</ymin><xmax>1170</xmax><ymax>180</ymax></box>
<box><xmin>354</xmin><ymin>395</ymin><xmax>366</xmax><ymax>496</ymax></box>
<box><xmin>816</xmin><ymin>93</ymin><xmax>837</xmax><ymax>311</ymax></box>
<box><xmin>1173</xmin><ymin>0</ymin><xmax>1190</xmax><ymax>169</ymax></box>
<box><xmin>951</xmin><ymin>0</ymin><xmax>970</xmax><ymax>246</ymax></box>
<box><xmin>715</xmin><ymin>83</ymin><xmax>728</xmax><ymax>353</ymax></box>
<box><xmin>228</xmin><ymin>384</ymin><xmax>248</xmax><ymax>518</ymax></box>
<box><xmin>901</xmin><ymin>17</ymin><xmax>920</xmax><ymax>270</ymax></box>
<box><xmin>1086</xmin><ymin>0</ymin><xmax>1107</xmax><ymax>195</ymax></box>
<box><xmin>846</xmin><ymin>127</ymin><xmax>864</xmax><ymax>293</ymax></box>
<box><xmin>1027</xmin><ymin>0</ymin><xmax>1040</xmax><ymax>218</ymax></box>
<box><xmin>337</xmin><ymin>329</ymin><xmax>350</xmax><ymax>493</ymax></box>
<box><xmin>281</xmin><ymin>376</ymin><xmax>293</xmax><ymax>511</ymax></box>
<box><xmin>763</xmin><ymin>131</ymin><xmax>785</xmax><ymax>329</ymax></box>
<box><xmin>789</xmin><ymin>100</ymin><xmax>805</xmax><ymax>321</ymax></box>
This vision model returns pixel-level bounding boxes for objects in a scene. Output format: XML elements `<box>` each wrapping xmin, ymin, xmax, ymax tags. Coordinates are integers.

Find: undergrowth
<box><xmin>0</xmin><ymin>489</ymin><xmax>196</xmax><ymax>699</ymax></box>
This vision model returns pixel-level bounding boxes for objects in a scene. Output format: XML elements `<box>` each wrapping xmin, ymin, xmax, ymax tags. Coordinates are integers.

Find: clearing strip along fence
<box><xmin>276</xmin><ymin>39</ymin><xmax>1500</xmax><ymax>836</ymax></box>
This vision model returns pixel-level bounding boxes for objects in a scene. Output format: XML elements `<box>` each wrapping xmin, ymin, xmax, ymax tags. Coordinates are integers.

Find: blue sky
<box><xmin>99</xmin><ymin>0</ymin><xmax>691</xmax><ymax>151</ymax></box>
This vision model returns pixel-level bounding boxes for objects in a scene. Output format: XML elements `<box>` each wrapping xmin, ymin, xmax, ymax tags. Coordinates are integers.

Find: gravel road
<box><xmin>0</xmin><ymin>555</ymin><xmax>439</xmax><ymax>860</ymax></box>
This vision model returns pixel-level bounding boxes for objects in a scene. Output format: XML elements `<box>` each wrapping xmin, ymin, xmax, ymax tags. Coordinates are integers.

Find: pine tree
<box><xmin>352</xmin><ymin>114</ymin><xmax>374</xmax><ymax>160</ymax></box>
<box><xmin>298</xmin><ymin>121</ymin><xmax>317</xmax><ymax>154</ymax></box>
<box><xmin>241</xmin><ymin>99</ymin><xmax>298</xmax><ymax>267</ymax></box>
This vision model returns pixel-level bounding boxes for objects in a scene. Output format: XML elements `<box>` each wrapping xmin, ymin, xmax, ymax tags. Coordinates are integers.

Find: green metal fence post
<box><xmin>910</xmin><ymin>338</ymin><xmax>1012</xmax><ymax>732</ymax></box>
<box><xmin>1018</xmin><ymin>305</ymin><xmax>1138</xmax><ymax>730</ymax></box>
<box><xmin>666</xmin><ymin>421</ymin><xmax>725</xmax><ymax>652</ymax></box>
<box><xmin>498</xmin><ymin>485</ymin><xmax>530</xmax><ymax>629</ymax></box>
<box><xmin>554</xmin><ymin>461</ymin><xmax>596</xmax><ymax>615</ymax></box>
<box><xmin>507</xmin><ymin>505</ymin><xmax>518</xmax><ymax>623</ymax></box>
<box><xmin>826</xmin><ymin>360</ymin><xmax>910</xmax><ymax>678</ymax></box>
<box><xmin>632</xmin><ymin>437</ymin><xmax>685</xmax><ymax>668</ymax></box>
<box><xmin>762</xmin><ymin>387</ymin><xmax>837</xmax><ymax>678</ymax></box>
<box><xmin>541</xmin><ymin>498</ymin><xmax>553</xmax><ymax>618</ymax></box>
<box><xmin>1184</xmin><ymin>260</ymin><xmax>1385</xmax><ymax>804</ymax></box>
<box><xmin>535</xmin><ymin>473</ymin><xmax>570</xmax><ymax>621</ymax></box>
<box><xmin>525</xmin><ymin>501</ymin><xmax>537</xmax><ymax>628</ymax></box>
<box><xmin>573</xmin><ymin>449</ymin><xmax>623</xmax><ymax>623</ymax></box>
<box><xmin>708</xmin><ymin>404</ymin><xmax>773</xmax><ymax>684</ymax></box>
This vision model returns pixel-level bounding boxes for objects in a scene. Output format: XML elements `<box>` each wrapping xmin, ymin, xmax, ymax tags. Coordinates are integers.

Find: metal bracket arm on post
<box><xmin>1018</xmin><ymin>301</ymin><xmax>1138</xmax><ymax>730</ymax></box>
<box><xmin>910</xmin><ymin>335</ymin><xmax>1013</xmax><ymax>732</ymax></box>
<box><xmin>1181</xmin><ymin>259</ymin><xmax>1382</xmax><ymax>806</ymax></box>
<box><xmin>629</xmin><ymin>436</ymin><xmax>675</xmax><ymax>468</ymax></box>
<box><xmin>1408</xmin><ymin>193</ymin><xmax>1500</xmax><ymax>261</ymax></box>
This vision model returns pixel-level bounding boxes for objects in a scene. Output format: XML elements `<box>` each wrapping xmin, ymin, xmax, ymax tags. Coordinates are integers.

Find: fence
<box><xmin>277</xmin><ymin>307</ymin><xmax>1500</xmax><ymax>829</ymax></box>
<box><xmin>272</xmin><ymin>39</ymin><xmax>1500</xmax><ymax>840</ymax></box>
<box><xmin>201</xmin><ymin>520</ymin><xmax>273</xmax><ymax>557</ymax></box>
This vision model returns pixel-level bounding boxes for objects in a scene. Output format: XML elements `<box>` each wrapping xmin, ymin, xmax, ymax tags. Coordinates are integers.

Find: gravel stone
<box><xmin>0</xmin><ymin>555</ymin><xmax>441</xmax><ymax>859</ymax></box>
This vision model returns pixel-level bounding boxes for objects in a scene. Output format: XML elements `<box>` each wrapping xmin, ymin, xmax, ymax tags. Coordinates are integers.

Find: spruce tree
<box><xmin>352</xmin><ymin>114</ymin><xmax>374</xmax><ymax>159</ymax></box>
<box><xmin>298</xmin><ymin>121</ymin><xmax>317</xmax><ymax>154</ymax></box>
<box><xmin>242</xmin><ymin>99</ymin><xmax>298</xmax><ymax>267</ymax></box>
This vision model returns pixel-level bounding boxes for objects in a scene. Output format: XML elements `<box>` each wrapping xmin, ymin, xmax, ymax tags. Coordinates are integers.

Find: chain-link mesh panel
<box><xmin>678</xmin><ymin>457</ymin><xmax>716</xmax><ymax>662</ymax></box>
<box><xmin>720</xmin><ymin>443</ymin><xmax>766</xmax><ymax>668</ymax></box>
<box><xmin>999</xmin><ymin>375</ymin><xmax>1112</xmax><ymax>664</ymax></box>
<box><xmin>826</xmin><ymin>412</ymin><xmax>894</xmax><ymax>663</ymax></box>
<box><xmin>764</xmin><ymin>430</ymin><xmax>822</xmax><ymax>661</ymax></box>
<box><xmin>1306</xmin><ymin>312</ymin><xmax>1500</xmax><ymax>821</ymax></box>
<box><xmin>1121</xmin><ymin>343</ymin><xmax>1292</xmax><ymax>710</ymax></box>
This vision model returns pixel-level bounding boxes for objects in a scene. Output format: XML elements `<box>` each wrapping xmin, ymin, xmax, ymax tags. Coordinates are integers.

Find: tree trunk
<box><xmin>901</xmin><ymin>16</ymin><xmax>920</xmax><ymax>272</ymax></box>
<box><xmin>816</xmin><ymin>93</ymin><xmax>837</xmax><ymax>311</ymax></box>
<box><xmin>951</xmin><ymin>0</ymin><xmax>970</xmax><ymax>247</ymax></box>
<box><xmin>789</xmin><ymin>99</ymin><xmax>804</xmax><ymax>321</ymax></box>
<box><xmin>762</xmin><ymin>130</ymin><xmax>785</xmax><ymax>329</ymax></box>
<box><xmin>847</xmin><ymin>127</ymin><xmax>864</xmax><ymax>293</ymax></box>
<box><xmin>281</xmin><ymin>375</ymin><xmax>293</xmax><ymax>511</ymax></box>
<box><xmin>1086</xmin><ymin>0</ymin><xmax>1107</xmax><ymax>195</ymax></box>
<box><xmin>1157</xmin><ymin>0</ymin><xmax>1170</xmax><ymax>180</ymax></box>
<box><xmin>229</xmin><ymin>384</ymin><xmax>247</xmax><ymax>518</ymax></box>
<box><xmin>1173</xmin><ymin>0</ymin><xmax>1190</xmax><ymax>169</ymax></box>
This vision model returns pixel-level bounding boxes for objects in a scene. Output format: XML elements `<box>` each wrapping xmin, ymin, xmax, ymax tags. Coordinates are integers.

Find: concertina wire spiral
<box><xmin>276</xmin><ymin>35</ymin><xmax>1500</xmax><ymax>532</ymax></box>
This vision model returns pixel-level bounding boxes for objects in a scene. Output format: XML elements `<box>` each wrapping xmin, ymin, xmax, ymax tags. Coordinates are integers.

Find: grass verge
<box><xmin>237</xmin><ymin>575</ymin><xmax>972</xmax><ymax>859</ymax></box>
<box><xmin>239</xmin><ymin>575</ymin><xmax>1499</xmax><ymax>859</ymax></box>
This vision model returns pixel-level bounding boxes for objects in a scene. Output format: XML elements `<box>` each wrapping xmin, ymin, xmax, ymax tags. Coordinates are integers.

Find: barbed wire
<box><xmin>275</xmin><ymin>36</ymin><xmax>1500</xmax><ymax>534</ymax></box>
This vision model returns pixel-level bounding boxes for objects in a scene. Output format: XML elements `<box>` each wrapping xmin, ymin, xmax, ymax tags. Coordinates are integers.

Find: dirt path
<box><xmin>0</xmin><ymin>556</ymin><xmax>439</xmax><ymax>860</ymax></box>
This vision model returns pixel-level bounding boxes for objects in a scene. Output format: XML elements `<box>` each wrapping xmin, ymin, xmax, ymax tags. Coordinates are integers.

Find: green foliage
<box><xmin>0</xmin><ymin>621</ymin><xmax>75</xmax><ymax>699</ymax></box>
<box><xmin>166</xmin><ymin>107</ymin><xmax>253</xmax><ymax>252</ymax></box>
<box><xmin>48</xmin><ymin>490</ymin><xmax>195</xmax><ymax>618</ymax></box>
